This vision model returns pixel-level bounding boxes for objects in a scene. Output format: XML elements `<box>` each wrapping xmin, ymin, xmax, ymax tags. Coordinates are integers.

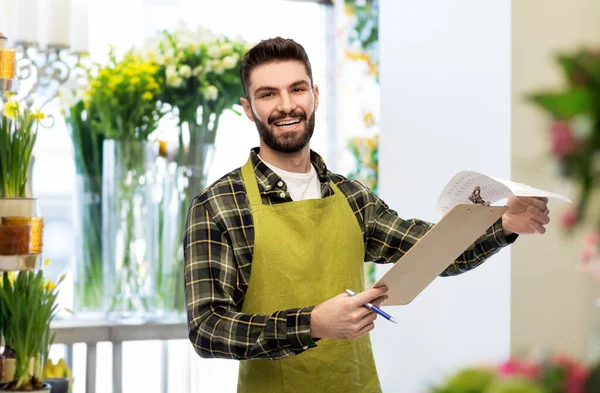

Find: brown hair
<box><xmin>240</xmin><ymin>37</ymin><xmax>313</xmax><ymax>99</ymax></box>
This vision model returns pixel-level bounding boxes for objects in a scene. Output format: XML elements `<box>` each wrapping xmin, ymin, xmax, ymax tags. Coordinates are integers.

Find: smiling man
<box><xmin>184</xmin><ymin>37</ymin><xmax>551</xmax><ymax>393</ymax></box>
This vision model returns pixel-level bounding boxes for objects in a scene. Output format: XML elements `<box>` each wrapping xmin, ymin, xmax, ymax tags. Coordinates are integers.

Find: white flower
<box><xmin>571</xmin><ymin>115</ymin><xmax>594</xmax><ymax>141</ymax></box>
<box><xmin>166</xmin><ymin>65</ymin><xmax>177</xmax><ymax>79</ymax></box>
<box><xmin>204</xmin><ymin>85</ymin><xmax>218</xmax><ymax>101</ymax></box>
<box><xmin>192</xmin><ymin>65</ymin><xmax>203</xmax><ymax>77</ymax></box>
<box><xmin>222</xmin><ymin>54</ymin><xmax>239</xmax><ymax>70</ymax></box>
<box><xmin>164</xmin><ymin>47</ymin><xmax>175</xmax><ymax>59</ymax></box>
<box><xmin>167</xmin><ymin>74</ymin><xmax>184</xmax><ymax>88</ymax></box>
<box><xmin>220</xmin><ymin>42</ymin><xmax>233</xmax><ymax>55</ymax></box>
<box><xmin>207</xmin><ymin>45</ymin><xmax>221</xmax><ymax>59</ymax></box>
<box><xmin>179</xmin><ymin>65</ymin><xmax>192</xmax><ymax>78</ymax></box>
<box><xmin>213</xmin><ymin>63</ymin><xmax>225</xmax><ymax>74</ymax></box>
<box><xmin>59</xmin><ymin>78</ymin><xmax>87</xmax><ymax>112</ymax></box>
<box><xmin>155</xmin><ymin>55</ymin><xmax>166</xmax><ymax>66</ymax></box>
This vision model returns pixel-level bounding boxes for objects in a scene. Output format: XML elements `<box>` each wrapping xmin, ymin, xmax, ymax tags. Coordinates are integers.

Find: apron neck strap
<box><xmin>241</xmin><ymin>157</ymin><xmax>339</xmax><ymax>204</ymax></box>
<box><xmin>241</xmin><ymin>158</ymin><xmax>262</xmax><ymax>205</ymax></box>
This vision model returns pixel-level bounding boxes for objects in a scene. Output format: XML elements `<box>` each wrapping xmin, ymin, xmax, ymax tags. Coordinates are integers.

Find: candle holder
<box><xmin>12</xmin><ymin>40</ymin><xmax>89</xmax><ymax>127</ymax></box>
<box><xmin>0</xmin><ymin>33</ymin><xmax>19</xmax><ymax>98</ymax></box>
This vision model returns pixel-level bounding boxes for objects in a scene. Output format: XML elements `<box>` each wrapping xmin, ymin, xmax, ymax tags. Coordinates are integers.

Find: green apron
<box><xmin>238</xmin><ymin>159</ymin><xmax>381</xmax><ymax>393</ymax></box>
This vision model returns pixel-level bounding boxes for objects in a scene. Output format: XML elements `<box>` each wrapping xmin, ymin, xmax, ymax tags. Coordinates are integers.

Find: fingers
<box><xmin>360</xmin><ymin>310</ymin><xmax>378</xmax><ymax>324</ymax></box>
<box><xmin>528</xmin><ymin>206</ymin><xmax>550</xmax><ymax>225</ymax></box>
<box><xmin>529</xmin><ymin>219</ymin><xmax>546</xmax><ymax>234</ymax></box>
<box><xmin>352</xmin><ymin>286</ymin><xmax>388</xmax><ymax>307</ymax></box>
<box><xmin>356</xmin><ymin>320</ymin><xmax>376</xmax><ymax>337</ymax></box>
<box><xmin>519</xmin><ymin>197</ymin><xmax>549</xmax><ymax>212</ymax></box>
<box><xmin>371</xmin><ymin>294</ymin><xmax>388</xmax><ymax>308</ymax></box>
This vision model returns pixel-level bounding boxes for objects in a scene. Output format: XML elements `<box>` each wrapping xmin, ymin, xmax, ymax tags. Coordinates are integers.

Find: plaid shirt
<box><xmin>184</xmin><ymin>148</ymin><xmax>517</xmax><ymax>361</ymax></box>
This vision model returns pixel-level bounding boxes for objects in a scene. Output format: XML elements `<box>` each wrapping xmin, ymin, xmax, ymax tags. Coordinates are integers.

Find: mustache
<box><xmin>268</xmin><ymin>110</ymin><xmax>307</xmax><ymax>125</ymax></box>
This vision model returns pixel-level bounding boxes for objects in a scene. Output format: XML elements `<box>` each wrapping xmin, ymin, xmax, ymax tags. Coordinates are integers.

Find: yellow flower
<box><xmin>345</xmin><ymin>50</ymin><xmax>370</xmax><ymax>62</ymax></box>
<box><xmin>366</xmin><ymin>136</ymin><xmax>377</xmax><ymax>150</ymax></box>
<box><xmin>363</xmin><ymin>112</ymin><xmax>375</xmax><ymax>128</ymax></box>
<box><xmin>44</xmin><ymin>258</ymin><xmax>51</xmax><ymax>266</ymax></box>
<box><xmin>142</xmin><ymin>91</ymin><xmax>153</xmax><ymax>101</ymax></box>
<box><xmin>3</xmin><ymin>99</ymin><xmax>19</xmax><ymax>119</ymax></box>
<box><xmin>158</xmin><ymin>140</ymin><xmax>167</xmax><ymax>157</ymax></box>
<box><xmin>0</xmin><ymin>271</ymin><xmax>18</xmax><ymax>288</ymax></box>
<box><xmin>27</xmin><ymin>108</ymin><xmax>45</xmax><ymax>123</ymax></box>
<box><xmin>44</xmin><ymin>279</ymin><xmax>56</xmax><ymax>291</ymax></box>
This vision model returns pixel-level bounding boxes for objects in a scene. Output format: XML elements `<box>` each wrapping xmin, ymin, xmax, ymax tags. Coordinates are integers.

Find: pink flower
<box><xmin>551</xmin><ymin>121</ymin><xmax>579</xmax><ymax>157</ymax></box>
<box><xmin>551</xmin><ymin>354</ymin><xmax>589</xmax><ymax>393</ymax></box>
<box><xmin>584</xmin><ymin>231</ymin><xmax>600</xmax><ymax>247</ymax></box>
<box><xmin>580</xmin><ymin>248</ymin><xmax>596</xmax><ymax>263</ymax></box>
<box><xmin>561</xmin><ymin>208</ymin><xmax>579</xmax><ymax>229</ymax></box>
<box><xmin>497</xmin><ymin>359</ymin><xmax>540</xmax><ymax>380</ymax></box>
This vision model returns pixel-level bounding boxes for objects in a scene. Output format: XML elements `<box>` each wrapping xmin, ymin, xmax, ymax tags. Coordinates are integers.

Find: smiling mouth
<box><xmin>273</xmin><ymin>118</ymin><xmax>302</xmax><ymax>128</ymax></box>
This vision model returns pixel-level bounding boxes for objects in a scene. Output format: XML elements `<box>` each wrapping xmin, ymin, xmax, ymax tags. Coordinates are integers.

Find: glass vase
<box><xmin>102</xmin><ymin>139</ymin><xmax>159</xmax><ymax>320</ymax></box>
<box><xmin>72</xmin><ymin>175</ymin><xmax>104</xmax><ymax>314</ymax></box>
<box><xmin>156</xmin><ymin>122</ymin><xmax>215</xmax><ymax>318</ymax></box>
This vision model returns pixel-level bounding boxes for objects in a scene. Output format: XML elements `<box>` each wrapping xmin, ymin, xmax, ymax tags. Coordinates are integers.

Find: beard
<box><xmin>253</xmin><ymin>108</ymin><xmax>315</xmax><ymax>153</ymax></box>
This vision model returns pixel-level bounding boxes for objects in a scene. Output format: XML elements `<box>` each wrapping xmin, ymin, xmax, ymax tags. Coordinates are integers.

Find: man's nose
<box><xmin>276</xmin><ymin>92</ymin><xmax>297</xmax><ymax>114</ymax></box>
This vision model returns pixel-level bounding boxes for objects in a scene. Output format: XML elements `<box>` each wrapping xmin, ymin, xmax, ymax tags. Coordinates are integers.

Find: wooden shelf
<box><xmin>0</xmin><ymin>254</ymin><xmax>43</xmax><ymax>271</ymax></box>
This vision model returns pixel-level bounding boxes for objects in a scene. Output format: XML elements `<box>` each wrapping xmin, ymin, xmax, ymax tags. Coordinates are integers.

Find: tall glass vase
<box><xmin>156</xmin><ymin>121</ymin><xmax>215</xmax><ymax>317</ymax></box>
<box><xmin>72</xmin><ymin>175</ymin><xmax>103</xmax><ymax>314</ymax></box>
<box><xmin>102</xmin><ymin>139</ymin><xmax>159</xmax><ymax>320</ymax></box>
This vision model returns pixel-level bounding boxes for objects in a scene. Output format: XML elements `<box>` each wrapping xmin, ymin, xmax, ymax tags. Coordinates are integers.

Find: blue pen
<box><xmin>346</xmin><ymin>289</ymin><xmax>398</xmax><ymax>324</ymax></box>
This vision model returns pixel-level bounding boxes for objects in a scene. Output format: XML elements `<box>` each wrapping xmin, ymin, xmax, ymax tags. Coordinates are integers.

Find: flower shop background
<box><xmin>375</xmin><ymin>0</ymin><xmax>600</xmax><ymax>392</ymax></box>
<box><xmin>4</xmin><ymin>0</ymin><xmax>600</xmax><ymax>392</ymax></box>
<box><xmin>26</xmin><ymin>0</ymin><xmax>339</xmax><ymax>392</ymax></box>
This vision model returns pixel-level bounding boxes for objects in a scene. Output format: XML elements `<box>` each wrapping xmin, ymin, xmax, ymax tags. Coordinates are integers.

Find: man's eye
<box><xmin>293</xmin><ymin>88</ymin><xmax>305</xmax><ymax>92</ymax></box>
<box><xmin>262</xmin><ymin>93</ymin><xmax>273</xmax><ymax>98</ymax></box>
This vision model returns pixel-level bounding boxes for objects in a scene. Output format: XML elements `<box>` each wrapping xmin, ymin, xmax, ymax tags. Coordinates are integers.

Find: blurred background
<box><xmin>1</xmin><ymin>0</ymin><xmax>600</xmax><ymax>392</ymax></box>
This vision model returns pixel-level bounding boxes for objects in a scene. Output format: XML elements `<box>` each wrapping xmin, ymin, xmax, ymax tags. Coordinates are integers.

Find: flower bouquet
<box><xmin>146</xmin><ymin>23</ymin><xmax>249</xmax><ymax>314</ymax></box>
<box><xmin>88</xmin><ymin>48</ymin><xmax>165</xmax><ymax>318</ymax></box>
<box><xmin>431</xmin><ymin>354</ymin><xmax>600</xmax><ymax>393</ymax></box>
<box><xmin>61</xmin><ymin>71</ymin><xmax>105</xmax><ymax>313</ymax></box>
<box><xmin>527</xmin><ymin>48</ymin><xmax>600</xmax><ymax>275</ymax></box>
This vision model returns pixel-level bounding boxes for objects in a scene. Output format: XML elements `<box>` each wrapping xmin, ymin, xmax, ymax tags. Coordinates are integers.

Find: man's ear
<box><xmin>240</xmin><ymin>97</ymin><xmax>255</xmax><ymax>122</ymax></box>
<box><xmin>313</xmin><ymin>84</ymin><xmax>320</xmax><ymax>112</ymax></box>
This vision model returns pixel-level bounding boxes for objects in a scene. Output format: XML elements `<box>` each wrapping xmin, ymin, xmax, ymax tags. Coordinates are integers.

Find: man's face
<box><xmin>240</xmin><ymin>61</ymin><xmax>319</xmax><ymax>153</ymax></box>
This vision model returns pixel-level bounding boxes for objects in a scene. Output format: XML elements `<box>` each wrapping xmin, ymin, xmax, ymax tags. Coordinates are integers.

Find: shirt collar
<box><xmin>249</xmin><ymin>147</ymin><xmax>330</xmax><ymax>192</ymax></box>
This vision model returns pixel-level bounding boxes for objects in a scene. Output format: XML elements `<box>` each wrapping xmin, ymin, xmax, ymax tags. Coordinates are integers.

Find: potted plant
<box><xmin>0</xmin><ymin>98</ymin><xmax>44</xmax><ymax>218</ymax></box>
<box><xmin>43</xmin><ymin>358</ymin><xmax>72</xmax><ymax>393</ymax></box>
<box><xmin>0</xmin><ymin>271</ymin><xmax>63</xmax><ymax>392</ymax></box>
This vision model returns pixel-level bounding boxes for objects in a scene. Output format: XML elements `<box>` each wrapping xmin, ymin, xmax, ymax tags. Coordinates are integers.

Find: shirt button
<box><xmin>302</xmin><ymin>346</ymin><xmax>308</xmax><ymax>350</ymax></box>
<box><xmin>279</xmin><ymin>192</ymin><xmax>286</xmax><ymax>198</ymax></box>
<box><xmin>277</xmin><ymin>180</ymin><xmax>283</xmax><ymax>187</ymax></box>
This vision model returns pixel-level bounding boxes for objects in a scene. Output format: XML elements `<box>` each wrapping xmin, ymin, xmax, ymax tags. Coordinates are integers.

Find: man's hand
<box><xmin>502</xmin><ymin>196</ymin><xmax>550</xmax><ymax>235</ymax></box>
<box><xmin>310</xmin><ymin>286</ymin><xmax>389</xmax><ymax>340</ymax></box>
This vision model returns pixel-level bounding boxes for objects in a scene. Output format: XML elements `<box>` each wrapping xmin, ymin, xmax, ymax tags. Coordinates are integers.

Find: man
<box><xmin>184</xmin><ymin>38</ymin><xmax>551</xmax><ymax>393</ymax></box>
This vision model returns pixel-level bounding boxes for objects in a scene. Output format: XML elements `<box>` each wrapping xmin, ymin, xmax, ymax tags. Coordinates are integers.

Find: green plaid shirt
<box><xmin>184</xmin><ymin>148</ymin><xmax>517</xmax><ymax>361</ymax></box>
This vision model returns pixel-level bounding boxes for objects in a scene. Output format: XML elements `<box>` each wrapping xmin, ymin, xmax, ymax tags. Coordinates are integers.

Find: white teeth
<box><xmin>274</xmin><ymin>119</ymin><xmax>301</xmax><ymax>127</ymax></box>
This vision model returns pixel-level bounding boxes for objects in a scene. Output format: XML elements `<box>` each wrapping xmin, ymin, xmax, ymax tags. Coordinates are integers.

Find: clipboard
<box><xmin>374</xmin><ymin>203</ymin><xmax>508</xmax><ymax>306</ymax></box>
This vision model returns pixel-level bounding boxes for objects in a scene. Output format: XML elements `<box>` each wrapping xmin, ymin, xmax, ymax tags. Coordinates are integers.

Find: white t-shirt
<box><xmin>259</xmin><ymin>156</ymin><xmax>322</xmax><ymax>201</ymax></box>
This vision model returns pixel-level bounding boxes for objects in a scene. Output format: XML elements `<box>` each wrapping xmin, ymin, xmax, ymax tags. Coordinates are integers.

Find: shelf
<box><xmin>0</xmin><ymin>254</ymin><xmax>43</xmax><ymax>271</ymax></box>
<box><xmin>0</xmin><ymin>77</ymin><xmax>19</xmax><ymax>94</ymax></box>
